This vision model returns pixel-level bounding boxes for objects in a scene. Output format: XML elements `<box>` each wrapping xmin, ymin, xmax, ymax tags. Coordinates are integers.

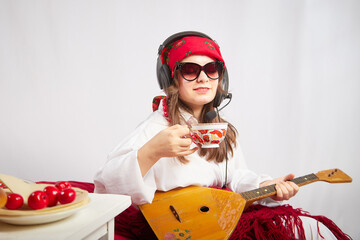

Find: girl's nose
<box><xmin>196</xmin><ymin>70</ymin><xmax>209</xmax><ymax>82</ymax></box>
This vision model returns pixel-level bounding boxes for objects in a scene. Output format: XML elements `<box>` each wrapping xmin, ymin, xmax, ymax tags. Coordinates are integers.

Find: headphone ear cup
<box><xmin>213</xmin><ymin>67</ymin><xmax>229</xmax><ymax>108</ymax></box>
<box><xmin>156</xmin><ymin>58</ymin><xmax>172</xmax><ymax>89</ymax></box>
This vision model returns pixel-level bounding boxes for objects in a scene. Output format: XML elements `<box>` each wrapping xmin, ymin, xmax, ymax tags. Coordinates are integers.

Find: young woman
<box><xmin>94</xmin><ymin>32</ymin><xmax>350</xmax><ymax>239</ymax></box>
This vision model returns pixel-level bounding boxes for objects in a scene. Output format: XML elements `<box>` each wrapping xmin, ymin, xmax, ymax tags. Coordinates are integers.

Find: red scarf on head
<box><xmin>160</xmin><ymin>36</ymin><xmax>225</xmax><ymax>77</ymax></box>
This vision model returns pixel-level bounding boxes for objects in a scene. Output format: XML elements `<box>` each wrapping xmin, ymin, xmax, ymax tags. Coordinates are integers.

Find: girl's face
<box><xmin>177</xmin><ymin>55</ymin><xmax>219</xmax><ymax>114</ymax></box>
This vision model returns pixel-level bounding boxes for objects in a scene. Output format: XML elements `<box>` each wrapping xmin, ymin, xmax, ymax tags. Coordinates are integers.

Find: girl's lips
<box><xmin>194</xmin><ymin>87</ymin><xmax>210</xmax><ymax>91</ymax></box>
<box><xmin>194</xmin><ymin>87</ymin><xmax>210</xmax><ymax>93</ymax></box>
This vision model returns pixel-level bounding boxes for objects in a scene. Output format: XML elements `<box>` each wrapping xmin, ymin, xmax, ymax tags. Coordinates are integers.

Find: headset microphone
<box><xmin>205</xmin><ymin>110</ymin><xmax>217</xmax><ymax>121</ymax></box>
<box><xmin>205</xmin><ymin>93</ymin><xmax>233</xmax><ymax>121</ymax></box>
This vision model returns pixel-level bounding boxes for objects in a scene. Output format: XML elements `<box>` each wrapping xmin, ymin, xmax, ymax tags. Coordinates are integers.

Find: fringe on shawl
<box><xmin>232</xmin><ymin>204</ymin><xmax>352</xmax><ymax>240</ymax></box>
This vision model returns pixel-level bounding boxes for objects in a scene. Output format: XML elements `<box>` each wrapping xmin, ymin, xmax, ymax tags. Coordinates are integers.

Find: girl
<box><xmin>94</xmin><ymin>31</ymin><xmax>350</xmax><ymax>239</ymax></box>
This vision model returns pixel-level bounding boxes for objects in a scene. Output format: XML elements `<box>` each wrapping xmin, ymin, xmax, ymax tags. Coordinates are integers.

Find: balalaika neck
<box><xmin>240</xmin><ymin>173</ymin><xmax>319</xmax><ymax>203</ymax></box>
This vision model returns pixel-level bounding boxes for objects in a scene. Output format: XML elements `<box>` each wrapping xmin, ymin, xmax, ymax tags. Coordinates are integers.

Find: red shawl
<box><xmin>114</xmin><ymin>203</ymin><xmax>352</xmax><ymax>240</ymax></box>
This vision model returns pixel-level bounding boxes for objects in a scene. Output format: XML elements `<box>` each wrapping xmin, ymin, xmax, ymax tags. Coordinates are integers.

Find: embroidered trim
<box><xmin>152</xmin><ymin>96</ymin><xmax>171</xmax><ymax>122</ymax></box>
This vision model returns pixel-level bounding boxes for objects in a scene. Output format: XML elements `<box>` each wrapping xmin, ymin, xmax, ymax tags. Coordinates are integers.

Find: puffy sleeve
<box><xmin>93</xmin><ymin>111</ymin><xmax>167</xmax><ymax>205</ymax></box>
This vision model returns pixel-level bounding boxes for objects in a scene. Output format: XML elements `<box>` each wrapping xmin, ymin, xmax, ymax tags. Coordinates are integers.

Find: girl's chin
<box><xmin>180</xmin><ymin>94</ymin><xmax>216</xmax><ymax>107</ymax></box>
<box><xmin>182</xmin><ymin>98</ymin><xmax>213</xmax><ymax>108</ymax></box>
<box><xmin>192</xmin><ymin>98</ymin><xmax>214</xmax><ymax>106</ymax></box>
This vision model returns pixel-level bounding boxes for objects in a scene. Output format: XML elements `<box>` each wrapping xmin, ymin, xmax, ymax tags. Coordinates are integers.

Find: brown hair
<box><xmin>164</xmin><ymin>73</ymin><xmax>238</xmax><ymax>163</ymax></box>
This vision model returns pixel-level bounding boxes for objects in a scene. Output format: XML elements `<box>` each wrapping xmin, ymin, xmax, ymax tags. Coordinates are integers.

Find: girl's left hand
<box><xmin>260</xmin><ymin>173</ymin><xmax>299</xmax><ymax>201</ymax></box>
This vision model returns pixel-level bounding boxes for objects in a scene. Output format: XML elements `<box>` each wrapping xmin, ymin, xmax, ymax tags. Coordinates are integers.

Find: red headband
<box><xmin>160</xmin><ymin>36</ymin><xmax>225</xmax><ymax>77</ymax></box>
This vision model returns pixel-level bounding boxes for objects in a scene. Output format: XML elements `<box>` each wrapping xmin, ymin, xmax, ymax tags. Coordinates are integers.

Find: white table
<box><xmin>0</xmin><ymin>193</ymin><xmax>131</xmax><ymax>240</ymax></box>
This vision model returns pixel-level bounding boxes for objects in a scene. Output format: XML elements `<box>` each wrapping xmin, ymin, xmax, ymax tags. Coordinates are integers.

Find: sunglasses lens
<box><xmin>181</xmin><ymin>63</ymin><xmax>200</xmax><ymax>81</ymax></box>
<box><xmin>204</xmin><ymin>62</ymin><xmax>220</xmax><ymax>79</ymax></box>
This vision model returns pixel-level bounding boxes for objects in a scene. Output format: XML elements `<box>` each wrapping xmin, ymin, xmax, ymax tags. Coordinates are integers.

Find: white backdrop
<box><xmin>1</xmin><ymin>0</ymin><xmax>359</xmax><ymax>238</ymax></box>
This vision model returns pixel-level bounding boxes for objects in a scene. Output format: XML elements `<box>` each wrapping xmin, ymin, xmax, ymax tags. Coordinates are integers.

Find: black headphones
<box><xmin>156</xmin><ymin>31</ymin><xmax>230</xmax><ymax>108</ymax></box>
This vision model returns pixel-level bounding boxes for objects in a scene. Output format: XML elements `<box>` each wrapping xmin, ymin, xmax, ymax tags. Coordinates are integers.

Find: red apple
<box><xmin>55</xmin><ymin>181</ymin><xmax>72</xmax><ymax>191</ymax></box>
<box><xmin>43</xmin><ymin>186</ymin><xmax>60</xmax><ymax>207</ymax></box>
<box><xmin>59</xmin><ymin>188</ymin><xmax>76</xmax><ymax>204</ymax></box>
<box><xmin>28</xmin><ymin>191</ymin><xmax>48</xmax><ymax>210</ymax></box>
<box><xmin>5</xmin><ymin>193</ymin><xmax>23</xmax><ymax>210</ymax></box>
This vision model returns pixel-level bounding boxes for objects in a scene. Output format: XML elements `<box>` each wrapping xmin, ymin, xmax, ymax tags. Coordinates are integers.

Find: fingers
<box><xmin>151</xmin><ymin>125</ymin><xmax>198</xmax><ymax>159</ymax></box>
<box><xmin>282</xmin><ymin>173</ymin><xmax>295</xmax><ymax>181</ymax></box>
<box><xmin>169</xmin><ymin>125</ymin><xmax>197</xmax><ymax>147</ymax></box>
<box><xmin>275</xmin><ymin>182</ymin><xmax>291</xmax><ymax>200</ymax></box>
<box><xmin>289</xmin><ymin>181</ymin><xmax>300</xmax><ymax>195</ymax></box>
<box><xmin>178</xmin><ymin>147</ymin><xmax>198</xmax><ymax>156</ymax></box>
<box><xmin>178</xmin><ymin>137</ymin><xmax>193</xmax><ymax>147</ymax></box>
<box><xmin>274</xmin><ymin>180</ymin><xmax>299</xmax><ymax>201</ymax></box>
<box><xmin>168</xmin><ymin>125</ymin><xmax>197</xmax><ymax>155</ymax></box>
<box><xmin>171</xmin><ymin>124</ymin><xmax>191</xmax><ymax>137</ymax></box>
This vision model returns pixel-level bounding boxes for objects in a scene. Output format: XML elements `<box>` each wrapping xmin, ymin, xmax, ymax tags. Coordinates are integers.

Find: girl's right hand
<box><xmin>137</xmin><ymin>125</ymin><xmax>198</xmax><ymax>176</ymax></box>
<box><xmin>151</xmin><ymin>124</ymin><xmax>198</xmax><ymax>158</ymax></box>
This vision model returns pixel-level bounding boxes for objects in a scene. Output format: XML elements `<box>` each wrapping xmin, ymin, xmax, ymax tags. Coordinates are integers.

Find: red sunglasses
<box><xmin>176</xmin><ymin>61</ymin><xmax>224</xmax><ymax>81</ymax></box>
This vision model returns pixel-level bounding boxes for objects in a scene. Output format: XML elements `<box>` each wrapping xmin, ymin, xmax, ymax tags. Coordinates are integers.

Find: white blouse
<box><xmin>94</xmin><ymin>103</ymin><xmax>275</xmax><ymax>206</ymax></box>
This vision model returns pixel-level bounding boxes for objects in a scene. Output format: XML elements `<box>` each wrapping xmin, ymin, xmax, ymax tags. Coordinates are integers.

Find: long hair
<box><xmin>164</xmin><ymin>72</ymin><xmax>238</xmax><ymax>163</ymax></box>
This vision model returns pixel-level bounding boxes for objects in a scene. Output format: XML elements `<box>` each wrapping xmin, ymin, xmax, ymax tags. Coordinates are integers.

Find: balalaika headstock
<box><xmin>315</xmin><ymin>168</ymin><xmax>352</xmax><ymax>183</ymax></box>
